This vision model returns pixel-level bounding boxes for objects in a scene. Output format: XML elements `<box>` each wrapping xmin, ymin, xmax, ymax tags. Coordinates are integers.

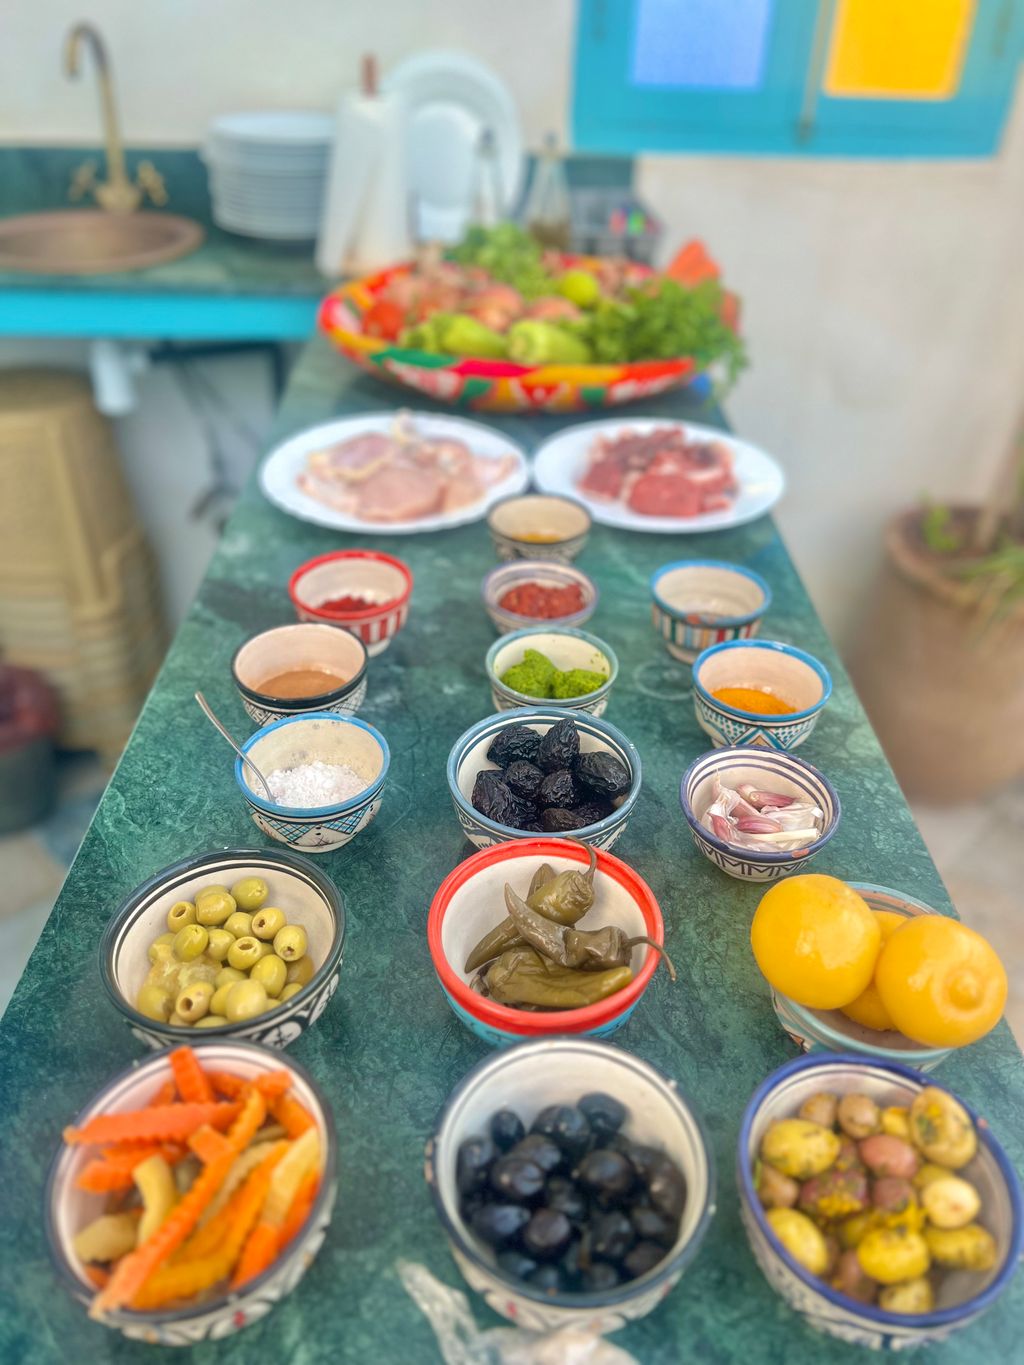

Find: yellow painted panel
<box><xmin>825</xmin><ymin>0</ymin><xmax>976</xmax><ymax>100</ymax></box>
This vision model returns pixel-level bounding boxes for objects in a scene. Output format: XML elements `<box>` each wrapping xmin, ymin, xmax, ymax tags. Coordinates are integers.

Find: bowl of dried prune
<box><xmin>427</xmin><ymin>836</ymin><xmax>670</xmax><ymax>1046</ymax></box>
<box><xmin>446</xmin><ymin>708</ymin><xmax>641</xmax><ymax>851</ymax></box>
<box><xmin>424</xmin><ymin>1036</ymin><xmax>715</xmax><ymax>1331</ymax></box>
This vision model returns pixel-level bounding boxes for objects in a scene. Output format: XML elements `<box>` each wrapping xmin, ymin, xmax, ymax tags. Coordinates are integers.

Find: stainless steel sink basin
<box><xmin>0</xmin><ymin>210</ymin><xmax>204</xmax><ymax>274</ymax></box>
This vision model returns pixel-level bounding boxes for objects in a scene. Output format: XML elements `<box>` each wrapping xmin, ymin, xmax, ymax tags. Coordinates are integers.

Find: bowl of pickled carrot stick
<box><xmin>45</xmin><ymin>1042</ymin><xmax>336</xmax><ymax>1345</ymax></box>
<box><xmin>691</xmin><ymin>640</ymin><xmax>832</xmax><ymax>751</ymax></box>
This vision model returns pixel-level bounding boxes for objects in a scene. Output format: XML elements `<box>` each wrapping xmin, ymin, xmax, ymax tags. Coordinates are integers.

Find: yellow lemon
<box><xmin>875</xmin><ymin>915</ymin><xmax>1006</xmax><ymax>1048</ymax></box>
<box><xmin>840</xmin><ymin>910</ymin><xmax>905</xmax><ymax>1032</ymax></box>
<box><xmin>751</xmin><ymin>875</ymin><xmax>880</xmax><ymax>1009</ymax></box>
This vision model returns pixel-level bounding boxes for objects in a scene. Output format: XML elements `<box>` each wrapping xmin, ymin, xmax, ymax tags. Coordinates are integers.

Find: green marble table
<box><xmin>1</xmin><ymin>338</ymin><xmax>1021</xmax><ymax>1363</ymax></box>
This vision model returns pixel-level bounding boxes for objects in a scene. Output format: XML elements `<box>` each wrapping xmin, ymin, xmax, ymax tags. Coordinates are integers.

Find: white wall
<box><xmin>3</xmin><ymin>0</ymin><xmax>1023</xmax><ymax>651</ymax></box>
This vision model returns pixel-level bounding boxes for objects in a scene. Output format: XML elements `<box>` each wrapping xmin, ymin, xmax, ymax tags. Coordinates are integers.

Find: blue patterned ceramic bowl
<box><xmin>771</xmin><ymin>883</ymin><xmax>955</xmax><ymax>1072</ymax></box>
<box><xmin>100</xmin><ymin>847</ymin><xmax>345</xmax><ymax>1050</ymax></box>
<box><xmin>679</xmin><ymin>746</ymin><xmax>840</xmax><ymax>883</ymax></box>
<box><xmin>738</xmin><ymin>1054</ymin><xmax>1023</xmax><ymax>1351</ymax></box>
<box><xmin>487</xmin><ymin>492</ymin><xmax>591</xmax><ymax>563</ymax></box>
<box><xmin>231</xmin><ymin>622</ymin><xmax>368</xmax><ymax>727</ymax></box>
<box><xmin>651</xmin><ymin>560</ymin><xmax>770</xmax><ymax>664</ymax></box>
<box><xmin>235</xmin><ymin>712</ymin><xmax>389</xmax><ymax>854</ymax></box>
<box><xmin>425</xmin><ymin>1037</ymin><xmax>715</xmax><ymax>1332</ymax></box>
<box><xmin>446</xmin><ymin>706</ymin><xmax>641</xmax><ymax>850</ymax></box>
<box><xmin>481</xmin><ymin>559</ymin><xmax>598</xmax><ymax>634</ymax></box>
<box><xmin>692</xmin><ymin>639</ymin><xmax>832</xmax><ymax>750</ymax></box>
<box><xmin>45</xmin><ymin>1040</ymin><xmax>337</xmax><ymax>1345</ymax></box>
<box><xmin>485</xmin><ymin>626</ymin><xmax>618</xmax><ymax>717</ymax></box>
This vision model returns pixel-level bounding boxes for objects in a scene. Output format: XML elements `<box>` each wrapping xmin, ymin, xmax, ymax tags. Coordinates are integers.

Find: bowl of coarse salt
<box><xmin>234</xmin><ymin>711</ymin><xmax>390</xmax><ymax>855</ymax></box>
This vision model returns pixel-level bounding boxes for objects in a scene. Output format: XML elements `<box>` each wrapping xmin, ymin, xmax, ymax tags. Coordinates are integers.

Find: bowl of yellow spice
<box><xmin>487</xmin><ymin>493</ymin><xmax>591</xmax><ymax>564</ymax></box>
<box><xmin>486</xmin><ymin>628</ymin><xmax>618</xmax><ymax>717</ymax></box>
<box><xmin>692</xmin><ymin>640</ymin><xmax>832</xmax><ymax>751</ymax></box>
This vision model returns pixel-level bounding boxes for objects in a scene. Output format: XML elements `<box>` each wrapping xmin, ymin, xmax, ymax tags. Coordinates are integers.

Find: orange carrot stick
<box><xmin>170</xmin><ymin>1048</ymin><xmax>214</xmax><ymax>1105</ymax></box>
<box><xmin>269</xmin><ymin>1092</ymin><xmax>315</xmax><ymax>1139</ymax></box>
<box><xmin>188</xmin><ymin>1126</ymin><xmax>232</xmax><ymax>1165</ymax></box>
<box><xmin>149</xmin><ymin>1078</ymin><xmax>177</xmax><ymax>1107</ymax></box>
<box><xmin>90</xmin><ymin>1087</ymin><xmax>266</xmax><ymax>1318</ymax></box>
<box><xmin>278</xmin><ymin>1169</ymin><xmax>319</xmax><ymax>1249</ymax></box>
<box><xmin>207</xmin><ymin>1070</ymin><xmax>292</xmax><ymax>1101</ymax></box>
<box><xmin>231</xmin><ymin>1222</ymin><xmax>279</xmax><ymax>1290</ymax></box>
<box><xmin>76</xmin><ymin>1145</ymin><xmax>174</xmax><ymax>1194</ymax></box>
<box><xmin>65</xmin><ymin>1102</ymin><xmax>239</xmax><ymax>1148</ymax></box>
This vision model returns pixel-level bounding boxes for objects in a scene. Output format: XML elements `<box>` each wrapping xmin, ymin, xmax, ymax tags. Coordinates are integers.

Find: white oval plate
<box><xmin>532</xmin><ymin>418</ymin><xmax>786</xmax><ymax>534</ymax></box>
<box><xmin>260</xmin><ymin>410</ymin><xmax>530</xmax><ymax>534</ymax></box>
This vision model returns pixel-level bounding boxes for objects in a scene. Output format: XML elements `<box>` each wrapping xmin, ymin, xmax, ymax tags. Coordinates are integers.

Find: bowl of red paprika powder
<box><xmin>481</xmin><ymin>560</ymin><xmax>597</xmax><ymax>635</ymax></box>
<box><xmin>289</xmin><ymin>549</ymin><xmax>413</xmax><ymax>657</ymax></box>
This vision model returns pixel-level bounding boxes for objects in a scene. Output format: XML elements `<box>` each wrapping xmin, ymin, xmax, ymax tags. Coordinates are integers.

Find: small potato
<box><xmin>914</xmin><ymin>1162</ymin><xmax>952</xmax><ymax>1191</ymax></box>
<box><xmin>761</xmin><ymin>1119</ymin><xmax>841</xmax><ymax>1180</ymax></box>
<box><xmin>921</xmin><ymin>1175</ymin><xmax>981</xmax><ymax>1230</ymax></box>
<box><xmin>766</xmin><ymin>1208</ymin><xmax>830</xmax><ymax>1275</ymax></box>
<box><xmin>838</xmin><ymin>1093</ymin><xmax>882</xmax><ymax>1140</ymax></box>
<box><xmin>799</xmin><ymin>1092</ymin><xmax>839</xmax><ymax>1129</ymax></box>
<box><xmin>925</xmin><ymin>1223</ymin><xmax>997</xmax><ymax>1271</ymax></box>
<box><xmin>835</xmin><ymin>1136</ymin><xmax>865</xmax><ymax>1172</ymax></box>
<box><xmin>909</xmin><ymin>1087</ymin><xmax>977</xmax><ymax>1169</ymax></box>
<box><xmin>881</xmin><ymin>1106</ymin><xmax>912</xmax><ymax>1140</ymax></box>
<box><xmin>756</xmin><ymin>1161</ymin><xmax>800</xmax><ymax>1210</ymax></box>
<box><xmin>799</xmin><ymin>1167</ymin><xmax>869</xmax><ymax>1221</ymax></box>
<box><xmin>857</xmin><ymin>1228</ymin><xmax>931</xmax><ymax>1284</ymax></box>
<box><xmin>860</xmin><ymin>1135</ymin><xmax>920</xmax><ymax>1180</ymax></box>
<box><xmin>878</xmin><ymin>1276</ymin><xmax>935</xmax><ymax>1315</ymax></box>
<box><xmin>838</xmin><ymin>1210</ymin><xmax>882</xmax><ymax>1250</ymax></box>
<box><xmin>872</xmin><ymin>1177</ymin><xmax>917</xmax><ymax>1214</ymax></box>
<box><xmin>832</xmin><ymin>1248</ymin><xmax>878</xmax><ymax>1304</ymax></box>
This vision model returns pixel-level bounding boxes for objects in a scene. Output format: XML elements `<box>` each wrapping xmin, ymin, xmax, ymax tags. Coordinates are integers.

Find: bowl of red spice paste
<box><xmin>481</xmin><ymin>560</ymin><xmax>597</xmax><ymax>635</ymax></box>
<box><xmin>289</xmin><ymin>550</ymin><xmax>413</xmax><ymax>657</ymax></box>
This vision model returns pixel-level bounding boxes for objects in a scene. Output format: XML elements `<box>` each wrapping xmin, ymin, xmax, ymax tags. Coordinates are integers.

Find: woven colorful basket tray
<box><xmin>318</xmin><ymin>257</ymin><xmax>718</xmax><ymax>414</ymax></box>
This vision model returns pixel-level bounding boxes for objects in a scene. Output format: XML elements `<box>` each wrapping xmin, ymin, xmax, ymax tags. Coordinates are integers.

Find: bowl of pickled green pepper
<box><xmin>427</xmin><ymin>837</ymin><xmax>668</xmax><ymax>1047</ymax></box>
<box><xmin>486</xmin><ymin>628</ymin><xmax>618</xmax><ymax>718</ymax></box>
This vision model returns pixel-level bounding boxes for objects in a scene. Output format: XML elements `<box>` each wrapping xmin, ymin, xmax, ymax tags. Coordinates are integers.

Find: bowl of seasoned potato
<box><xmin>738</xmin><ymin>1054</ymin><xmax>1022</xmax><ymax>1351</ymax></box>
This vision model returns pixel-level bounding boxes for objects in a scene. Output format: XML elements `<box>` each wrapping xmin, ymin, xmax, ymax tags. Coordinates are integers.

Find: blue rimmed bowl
<box><xmin>651</xmin><ymin>560</ymin><xmax>770</xmax><ymax>664</ymax></box>
<box><xmin>481</xmin><ymin>559</ymin><xmax>597</xmax><ymax>634</ymax></box>
<box><xmin>771</xmin><ymin>883</ymin><xmax>956</xmax><ymax>1073</ymax></box>
<box><xmin>485</xmin><ymin>626</ymin><xmax>618</xmax><ymax>717</ymax></box>
<box><xmin>680</xmin><ymin>746</ymin><xmax>840</xmax><ymax>883</ymax></box>
<box><xmin>738</xmin><ymin>1053</ymin><xmax>1023</xmax><ymax>1351</ymax></box>
<box><xmin>425</xmin><ymin>1037</ymin><xmax>715</xmax><ymax>1332</ymax></box>
<box><xmin>100</xmin><ymin>847</ymin><xmax>345</xmax><ymax>1051</ymax></box>
<box><xmin>446</xmin><ymin>706</ymin><xmax>642</xmax><ymax>851</ymax></box>
<box><xmin>45</xmin><ymin>1040</ymin><xmax>337</xmax><ymax>1345</ymax></box>
<box><xmin>235</xmin><ymin>711</ymin><xmax>389</xmax><ymax>855</ymax></box>
<box><xmin>692</xmin><ymin>639</ymin><xmax>832</xmax><ymax>750</ymax></box>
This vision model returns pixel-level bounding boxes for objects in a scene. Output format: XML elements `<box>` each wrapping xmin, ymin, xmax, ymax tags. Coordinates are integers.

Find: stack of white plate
<box><xmin>204</xmin><ymin>111</ymin><xmax>333</xmax><ymax>241</ymax></box>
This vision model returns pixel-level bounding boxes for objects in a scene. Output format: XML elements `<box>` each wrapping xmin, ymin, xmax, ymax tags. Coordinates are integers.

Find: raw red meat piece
<box><xmin>628</xmin><ymin>472</ymin><xmax>703</xmax><ymax>518</ymax></box>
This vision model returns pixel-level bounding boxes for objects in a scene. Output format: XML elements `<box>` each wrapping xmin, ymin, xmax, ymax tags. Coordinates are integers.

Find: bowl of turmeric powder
<box><xmin>691</xmin><ymin>640</ymin><xmax>832</xmax><ymax>752</ymax></box>
<box><xmin>487</xmin><ymin>493</ymin><xmax>591</xmax><ymax>564</ymax></box>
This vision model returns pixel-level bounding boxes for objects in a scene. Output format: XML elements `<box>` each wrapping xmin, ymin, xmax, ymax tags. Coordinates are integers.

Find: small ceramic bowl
<box><xmin>771</xmin><ymin>882</ymin><xmax>956</xmax><ymax>1072</ymax></box>
<box><xmin>427</xmin><ymin>837</ymin><xmax>664</xmax><ymax>1046</ymax></box>
<box><xmin>481</xmin><ymin>560</ymin><xmax>597</xmax><ymax>634</ymax></box>
<box><xmin>651</xmin><ymin>559</ymin><xmax>770</xmax><ymax>664</ymax></box>
<box><xmin>487</xmin><ymin>493</ymin><xmax>592</xmax><ymax>563</ymax></box>
<box><xmin>679</xmin><ymin>746</ymin><xmax>840</xmax><ymax>883</ymax></box>
<box><xmin>485</xmin><ymin>626</ymin><xmax>618</xmax><ymax>717</ymax></box>
<box><xmin>425</xmin><ymin>1036</ymin><xmax>715</xmax><ymax>1331</ymax></box>
<box><xmin>45</xmin><ymin>1040</ymin><xmax>337</xmax><ymax>1345</ymax></box>
<box><xmin>447</xmin><ymin>706</ymin><xmax>642</xmax><ymax>851</ymax></box>
<box><xmin>235</xmin><ymin>712</ymin><xmax>389</xmax><ymax>855</ymax></box>
<box><xmin>692</xmin><ymin>639</ymin><xmax>832</xmax><ymax>750</ymax></box>
<box><xmin>232</xmin><ymin>622</ymin><xmax>368</xmax><ymax>726</ymax></box>
<box><xmin>738</xmin><ymin>1053</ymin><xmax>1023</xmax><ymax>1350</ymax></box>
<box><xmin>100</xmin><ymin>847</ymin><xmax>345</xmax><ymax>1050</ymax></box>
<box><xmin>288</xmin><ymin>548</ymin><xmax>413</xmax><ymax>657</ymax></box>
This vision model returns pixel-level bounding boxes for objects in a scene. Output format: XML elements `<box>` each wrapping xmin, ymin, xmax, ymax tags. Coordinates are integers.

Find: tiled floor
<box><xmin>0</xmin><ymin>757</ymin><xmax>1020</xmax><ymax>1044</ymax></box>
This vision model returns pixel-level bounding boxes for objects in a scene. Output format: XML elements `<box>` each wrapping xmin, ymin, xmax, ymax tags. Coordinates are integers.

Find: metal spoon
<box><xmin>194</xmin><ymin>691</ymin><xmax>274</xmax><ymax>801</ymax></box>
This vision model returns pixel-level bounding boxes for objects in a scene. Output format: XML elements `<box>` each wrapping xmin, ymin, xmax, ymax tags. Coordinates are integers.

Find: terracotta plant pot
<box><xmin>852</xmin><ymin>508</ymin><xmax>1024</xmax><ymax>802</ymax></box>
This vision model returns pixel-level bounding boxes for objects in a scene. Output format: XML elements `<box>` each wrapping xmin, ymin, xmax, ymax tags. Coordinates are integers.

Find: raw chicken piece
<box><xmin>355</xmin><ymin>465</ymin><xmax>445</xmax><ymax>522</ymax></box>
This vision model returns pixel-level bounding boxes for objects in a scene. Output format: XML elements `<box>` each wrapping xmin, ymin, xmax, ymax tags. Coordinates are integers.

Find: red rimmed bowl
<box><xmin>427</xmin><ymin>838</ymin><xmax>665</xmax><ymax>1047</ymax></box>
<box><xmin>288</xmin><ymin>549</ymin><xmax>413</xmax><ymax>657</ymax></box>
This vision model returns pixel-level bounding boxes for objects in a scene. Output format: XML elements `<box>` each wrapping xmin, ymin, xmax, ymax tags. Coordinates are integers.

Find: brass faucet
<box><xmin>64</xmin><ymin>22</ymin><xmax>167</xmax><ymax>213</ymax></box>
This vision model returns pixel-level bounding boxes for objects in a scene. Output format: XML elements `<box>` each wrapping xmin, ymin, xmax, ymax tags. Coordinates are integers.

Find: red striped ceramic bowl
<box><xmin>288</xmin><ymin>550</ymin><xmax>413</xmax><ymax>657</ymax></box>
<box><xmin>427</xmin><ymin>838</ymin><xmax>665</xmax><ymax>1047</ymax></box>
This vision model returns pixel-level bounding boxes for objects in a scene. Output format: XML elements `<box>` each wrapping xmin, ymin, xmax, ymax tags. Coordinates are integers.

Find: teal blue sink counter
<box><xmin>0</xmin><ymin>147</ymin><xmax>324</xmax><ymax>337</ymax></box>
<box><xmin>0</xmin><ymin>338</ymin><xmax>1021</xmax><ymax>1361</ymax></box>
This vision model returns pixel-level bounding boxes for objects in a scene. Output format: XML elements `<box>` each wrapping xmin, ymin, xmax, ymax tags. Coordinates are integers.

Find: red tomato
<box><xmin>363</xmin><ymin>299</ymin><xmax>405</xmax><ymax>340</ymax></box>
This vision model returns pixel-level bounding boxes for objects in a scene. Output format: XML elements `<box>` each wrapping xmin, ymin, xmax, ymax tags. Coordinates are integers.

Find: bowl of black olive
<box><xmin>446</xmin><ymin>708</ymin><xmax>641</xmax><ymax>850</ymax></box>
<box><xmin>425</xmin><ymin>1037</ymin><xmax>715</xmax><ymax>1330</ymax></box>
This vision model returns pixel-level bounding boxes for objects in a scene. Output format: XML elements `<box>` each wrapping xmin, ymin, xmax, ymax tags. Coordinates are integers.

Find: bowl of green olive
<box><xmin>100</xmin><ymin>848</ymin><xmax>345</xmax><ymax>1051</ymax></box>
